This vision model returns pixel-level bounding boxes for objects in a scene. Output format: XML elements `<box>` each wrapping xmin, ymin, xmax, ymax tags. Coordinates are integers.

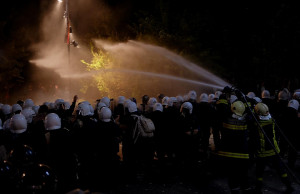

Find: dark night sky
<box><xmin>1</xmin><ymin>1</ymin><xmax>300</xmax><ymax>103</ymax></box>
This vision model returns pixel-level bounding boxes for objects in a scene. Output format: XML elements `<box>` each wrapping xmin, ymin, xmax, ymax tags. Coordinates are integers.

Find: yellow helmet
<box><xmin>254</xmin><ymin>103</ymin><xmax>269</xmax><ymax>116</ymax></box>
<box><xmin>231</xmin><ymin>101</ymin><xmax>245</xmax><ymax>116</ymax></box>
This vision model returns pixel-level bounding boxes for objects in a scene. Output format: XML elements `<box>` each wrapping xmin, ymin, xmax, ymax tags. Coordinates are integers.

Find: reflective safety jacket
<box><xmin>217</xmin><ymin>115</ymin><xmax>249</xmax><ymax>159</ymax></box>
<box><xmin>216</xmin><ymin>98</ymin><xmax>229</xmax><ymax>105</ymax></box>
<box><xmin>254</xmin><ymin>118</ymin><xmax>280</xmax><ymax>158</ymax></box>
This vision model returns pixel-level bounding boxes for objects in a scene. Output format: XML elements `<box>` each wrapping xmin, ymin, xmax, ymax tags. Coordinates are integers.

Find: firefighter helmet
<box><xmin>254</xmin><ymin>103</ymin><xmax>269</xmax><ymax>116</ymax></box>
<box><xmin>231</xmin><ymin>101</ymin><xmax>245</xmax><ymax>116</ymax></box>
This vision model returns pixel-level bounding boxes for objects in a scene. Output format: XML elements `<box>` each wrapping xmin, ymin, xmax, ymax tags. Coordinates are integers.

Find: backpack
<box><xmin>132</xmin><ymin>115</ymin><xmax>155</xmax><ymax>144</ymax></box>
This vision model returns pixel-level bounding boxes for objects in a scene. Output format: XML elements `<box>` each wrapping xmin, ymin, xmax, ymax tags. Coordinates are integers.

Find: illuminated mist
<box><xmin>29</xmin><ymin>0</ymin><xmax>229</xmax><ymax>105</ymax></box>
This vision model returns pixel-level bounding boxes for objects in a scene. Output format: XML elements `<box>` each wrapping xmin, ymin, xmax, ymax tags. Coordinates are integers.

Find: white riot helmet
<box><xmin>23</xmin><ymin>99</ymin><xmax>34</xmax><ymax>109</ymax></box>
<box><xmin>153</xmin><ymin>103</ymin><xmax>163</xmax><ymax>112</ymax></box>
<box><xmin>48</xmin><ymin>103</ymin><xmax>56</xmax><ymax>110</ymax></box>
<box><xmin>183</xmin><ymin>94</ymin><xmax>189</xmax><ymax>102</ymax></box>
<box><xmin>167</xmin><ymin>97</ymin><xmax>177</xmax><ymax>107</ymax></box>
<box><xmin>293</xmin><ymin>92</ymin><xmax>300</xmax><ymax>100</ymax></box>
<box><xmin>278</xmin><ymin>88</ymin><xmax>290</xmax><ymax>101</ymax></box>
<box><xmin>43</xmin><ymin>102</ymin><xmax>50</xmax><ymax>107</ymax></box>
<box><xmin>230</xmin><ymin>95</ymin><xmax>238</xmax><ymax>104</ymax></box>
<box><xmin>99</xmin><ymin>107</ymin><xmax>112</xmax><ymax>122</ymax></box>
<box><xmin>44</xmin><ymin>113</ymin><xmax>61</xmax><ymax>130</ymax></box>
<box><xmin>188</xmin><ymin>90</ymin><xmax>197</xmax><ymax>101</ymax></box>
<box><xmin>176</xmin><ymin>96</ymin><xmax>184</xmax><ymax>104</ymax></box>
<box><xmin>261</xmin><ymin>90</ymin><xmax>270</xmax><ymax>99</ymax></box>
<box><xmin>208</xmin><ymin>94</ymin><xmax>215</xmax><ymax>103</ymax></box>
<box><xmin>148</xmin><ymin>97</ymin><xmax>157</xmax><ymax>108</ymax></box>
<box><xmin>54</xmin><ymin>98</ymin><xmax>65</xmax><ymax>110</ymax></box>
<box><xmin>214</xmin><ymin>91</ymin><xmax>222</xmax><ymax>99</ymax></box>
<box><xmin>32</xmin><ymin>105</ymin><xmax>40</xmax><ymax>115</ymax></box>
<box><xmin>288</xmin><ymin>99</ymin><xmax>299</xmax><ymax>111</ymax></box>
<box><xmin>180</xmin><ymin>102</ymin><xmax>193</xmax><ymax>114</ymax></box>
<box><xmin>117</xmin><ymin>96</ymin><xmax>125</xmax><ymax>105</ymax></box>
<box><xmin>12</xmin><ymin>104</ymin><xmax>22</xmax><ymax>114</ymax></box>
<box><xmin>199</xmin><ymin>93</ymin><xmax>209</xmax><ymax>103</ymax></box>
<box><xmin>80</xmin><ymin>101</ymin><xmax>94</xmax><ymax>116</ymax></box>
<box><xmin>63</xmin><ymin>101</ymin><xmax>71</xmax><ymax>110</ymax></box>
<box><xmin>2</xmin><ymin>104</ymin><xmax>12</xmax><ymax>115</ymax></box>
<box><xmin>21</xmin><ymin>108</ymin><xmax>36</xmax><ymax>124</ymax></box>
<box><xmin>247</xmin><ymin>92</ymin><xmax>256</xmax><ymax>99</ymax></box>
<box><xmin>3</xmin><ymin>119</ymin><xmax>11</xmax><ymax>131</ymax></box>
<box><xmin>10</xmin><ymin>114</ymin><xmax>27</xmax><ymax>134</ymax></box>
<box><xmin>100</xmin><ymin>97</ymin><xmax>110</xmax><ymax>107</ymax></box>
<box><xmin>128</xmin><ymin>101</ymin><xmax>137</xmax><ymax>113</ymax></box>
<box><xmin>88</xmin><ymin>104</ymin><xmax>94</xmax><ymax>116</ymax></box>
<box><xmin>97</xmin><ymin>102</ymin><xmax>107</xmax><ymax>111</ymax></box>
<box><xmin>162</xmin><ymin>96</ymin><xmax>169</xmax><ymax>106</ymax></box>
<box><xmin>77</xmin><ymin>102</ymin><xmax>92</xmax><ymax>116</ymax></box>
<box><xmin>124</xmin><ymin>99</ymin><xmax>132</xmax><ymax>109</ymax></box>
<box><xmin>253</xmin><ymin>97</ymin><xmax>262</xmax><ymax>103</ymax></box>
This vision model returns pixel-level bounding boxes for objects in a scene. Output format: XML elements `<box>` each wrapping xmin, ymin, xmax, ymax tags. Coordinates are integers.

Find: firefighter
<box><xmin>216</xmin><ymin>100</ymin><xmax>250</xmax><ymax>193</ymax></box>
<box><xmin>252</xmin><ymin>103</ymin><xmax>294</xmax><ymax>194</ymax></box>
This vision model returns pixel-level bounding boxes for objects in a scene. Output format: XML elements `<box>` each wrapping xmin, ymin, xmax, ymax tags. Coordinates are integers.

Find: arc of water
<box><xmin>62</xmin><ymin>68</ymin><xmax>225</xmax><ymax>90</ymax></box>
<box><xmin>128</xmin><ymin>40</ymin><xmax>230</xmax><ymax>87</ymax></box>
<box><xmin>114</xmin><ymin>69</ymin><xmax>225</xmax><ymax>89</ymax></box>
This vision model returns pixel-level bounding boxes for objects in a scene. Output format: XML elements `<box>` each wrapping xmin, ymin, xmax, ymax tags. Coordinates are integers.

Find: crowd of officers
<box><xmin>0</xmin><ymin>86</ymin><xmax>300</xmax><ymax>194</ymax></box>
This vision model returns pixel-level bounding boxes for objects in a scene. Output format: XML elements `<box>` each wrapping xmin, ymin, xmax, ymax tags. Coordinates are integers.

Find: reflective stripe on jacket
<box><xmin>217</xmin><ymin>116</ymin><xmax>249</xmax><ymax>159</ymax></box>
<box><xmin>255</xmin><ymin>119</ymin><xmax>280</xmax><ymax>158</ymax></box>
